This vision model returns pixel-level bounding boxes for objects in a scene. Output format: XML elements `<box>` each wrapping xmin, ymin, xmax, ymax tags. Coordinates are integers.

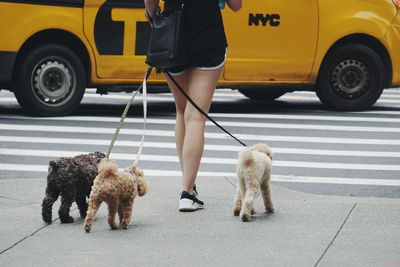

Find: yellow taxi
<box><xmin>1</xmin><ymin>0</ymin><xmax>400</xmax><ymax>115</ymax></box>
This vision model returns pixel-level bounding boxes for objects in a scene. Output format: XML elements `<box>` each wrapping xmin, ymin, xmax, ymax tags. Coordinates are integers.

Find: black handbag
<box><xmin>145</xmin><ymin>5</ymin><xmax>186</xmax><ymax>71</ymax></box>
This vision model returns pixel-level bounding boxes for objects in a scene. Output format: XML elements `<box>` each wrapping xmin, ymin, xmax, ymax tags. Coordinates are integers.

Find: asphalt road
<box><xmin>0</xmin><ymin>88</ymin><xmax>399</xmax><ymax>198</ymax></box>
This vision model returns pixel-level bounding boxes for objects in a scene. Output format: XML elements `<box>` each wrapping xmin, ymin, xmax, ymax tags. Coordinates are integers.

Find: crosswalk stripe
<box><xmin>1</xmin><ymin>90</ymin><xmax>400</xmax><ymax>102</ymax></box>
<box><xmin>210</xmin><ymin>113</ymin><xmax>400</xmax><ymax>123</ymax></box>
<box><xmin>1</xmin><ymin>148</ymin><xmax>399</xmax><ymax>171</ymax></box>
<box><xmin>82</xmin><ymin>91</ymin><xmax>400</xmax><ymax>103</ymax></box>
<box><xmin>3</xmin><ymin>112</ymin><xmax>400</xmax><ymax>123</ymax></box>
<box><xmin>0</xmin><ymin>163</ymin><xmax>399</xmax><ymax>186</ymax></box>
<box><xmin>1</xmin><ymin>124</ymin><xmax>399</xmax><ymax>145</ymax></box>
<box><xmin>0</xmin><ymin>94</ymin><xmax>238</xmax><ymax>103</ymax></box>
<box><xmin>1</xmin><ymin>116</ymin><xmax>400</xmax><ymax>133</ymax></box>
<box><xmin>1</xmin><ymin>135</ymin><xmax>400</xmax><ymax>157</ymax></box>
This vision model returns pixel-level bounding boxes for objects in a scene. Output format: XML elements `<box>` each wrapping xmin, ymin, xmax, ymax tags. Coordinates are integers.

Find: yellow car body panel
<box><xmin>1</xmin><ymin>0</ymin><xmax>400</xmax><ymax>114</ymax></box>
<box><xmin>222</xmin><ymin>0</ymin><xmax>319</xmax><ymax>83</ymax></box>
<box><xmin>311</xmin><ymin>0</ymin><xmax>397</xmax><ymax>83</ymax></box>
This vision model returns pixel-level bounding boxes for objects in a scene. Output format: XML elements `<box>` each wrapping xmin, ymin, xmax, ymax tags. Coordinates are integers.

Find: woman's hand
<box><xmin>144</xmin><ymin>0</ymin><xmax>160</xmax><ymax>17</ymax></box>
<box><xmin>226</xmin><ymin>0</ymin><xmax>242</xmax><ymax>12</ymax></box>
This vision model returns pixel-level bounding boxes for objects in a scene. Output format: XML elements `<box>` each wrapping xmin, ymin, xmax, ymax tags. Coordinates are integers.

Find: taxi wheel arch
<box><xmin>316</xmin><ymin>43</ymin><xmax>385</xmax><ymax>111</ymax></box>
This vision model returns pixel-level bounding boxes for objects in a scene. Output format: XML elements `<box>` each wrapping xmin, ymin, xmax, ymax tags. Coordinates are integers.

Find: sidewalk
<box><xmin>0</xmin><ymin>176</ymin><xmax>399</xmax><ymax>267</ymax></box>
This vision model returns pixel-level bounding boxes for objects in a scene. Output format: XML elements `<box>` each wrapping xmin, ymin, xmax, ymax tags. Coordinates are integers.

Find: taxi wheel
<box><xmin>316</xmin><ymin>44</ymin><xmax>385</xmax><ymax>111</ymax></box>
<box><xmin>238</xmin><ymin>89</ymin><xmax>287</xmax><ymax>101</ymax></box>
<box><xmin>14</xmin><ymin>44</ymin><xmax>86</xmax><ymax>116</ymax></box>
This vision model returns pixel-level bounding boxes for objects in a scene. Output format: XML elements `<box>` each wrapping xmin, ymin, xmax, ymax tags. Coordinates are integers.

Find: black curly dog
<box><xmin>41</xmin><ymin>152</ymin><xmax>106</xmax><ymax>224</ymax></box>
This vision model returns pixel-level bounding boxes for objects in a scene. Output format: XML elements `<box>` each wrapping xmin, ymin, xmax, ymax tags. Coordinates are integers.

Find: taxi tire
<box><xmin>14</xmin><ymin>44</ymin><xmax>86</xmax><ymax>116</ymax></box>
<box><xmin>238</xmin><ymin>89</ymin><xmax>287</xmax><ymax>101</ymax></box>
<box><xmin>316</xmin><ymin>43</ymin><xmax>385</xmax><ymax>111</ymax></box>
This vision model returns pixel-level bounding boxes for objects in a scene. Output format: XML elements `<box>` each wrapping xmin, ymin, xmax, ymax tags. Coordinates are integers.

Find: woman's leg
<box><xmin>180</xmin><ymin>68</ymin><xmax>222</xmax><ymax>194</ymax></box>
<box><xmin>165</xmin><ymin>72</ymin><xmax>190</xmax><ymax>171</ymax></box>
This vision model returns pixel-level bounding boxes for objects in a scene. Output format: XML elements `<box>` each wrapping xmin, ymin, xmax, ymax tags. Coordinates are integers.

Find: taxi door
<box><xmin>222</xmin><ymin>0</ymin><xmax>318</xmax><ymax>82</ymax></box>
<box><xmin>83</xmin><ymin>0</ymin><xmax>156</xmax><ymax>79</ymax></box>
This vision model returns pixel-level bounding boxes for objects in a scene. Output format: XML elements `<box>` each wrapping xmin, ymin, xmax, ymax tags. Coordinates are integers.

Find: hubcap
<box><xmin>331</xmin><ymin>59</ymin><xmax>369</xmax><ymax>99</ymax></box>
<box><xmin>32</xmin><ymin>58</ymin><xmax>75</xmax><ymax>107</ymax></box>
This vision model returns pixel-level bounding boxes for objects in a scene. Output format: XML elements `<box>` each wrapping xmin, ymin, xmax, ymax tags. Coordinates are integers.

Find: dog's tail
<box><xmin>49</xmin><ymin>160</ymin><xmax>58</xmax><ymax>168</ymax></box>
<box><xmin>97</xmin><ymin>158</ymin><xmax>119</xmax><ymax>178</ymax></box>
<box><xmin>48</xmin><ymin>160</ymin><xmax>59</xmax><ymax>174</ymax></box>
<box><xmin>238</xmin><ymin>147</ymin><xmax>255</xmax><ymax>168</ymax></box>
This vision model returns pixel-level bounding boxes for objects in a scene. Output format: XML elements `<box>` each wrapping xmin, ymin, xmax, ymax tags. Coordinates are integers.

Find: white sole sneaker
<box><xmin>179</xmin><ymin>198</ymin><xmax>204</xmax><ymax>212</ymax></box>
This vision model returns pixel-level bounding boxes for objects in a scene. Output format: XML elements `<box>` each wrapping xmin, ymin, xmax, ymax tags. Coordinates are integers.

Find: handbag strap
<box><xmin>166</xmin><ymin>72</ymin><xmax>247</xmax><ymax>147</ymax></box>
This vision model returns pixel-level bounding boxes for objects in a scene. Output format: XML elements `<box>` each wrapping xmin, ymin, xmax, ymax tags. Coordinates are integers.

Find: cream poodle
<box><xmin>84</xmin><ymin>159</ymin><xmax>147</xmax><ymax>232</ymax></box>
<box><xmin>233</xmin><ymin>143</ymin><xmax>274</xmax><ymax>222</ymax></box>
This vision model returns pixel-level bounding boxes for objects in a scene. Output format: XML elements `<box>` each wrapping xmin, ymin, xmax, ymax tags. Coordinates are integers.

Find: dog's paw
<box><xmin>251</xmin><ymin>208</ymin><xmax>256</xmax><ymax>215</ymax></box>
<box><xmin>233</xmin><ymin>209</ymin><xmax>240</xmax><ymax>216</ymax></box>
<box><xmin>240</xmin><ymin>214</ymin><xmax>250</xmax><ymax>222</ymax></box>
<box><xmin>42</xmin><ymin>215</ymin><xmax>52</xmax><ymax>224</ymax></box>
<box><xmin>266</xmin><ymin>207</ymin><xmax>275</xmax><ymax>213</ymax></box>
<box><xmin>121</xmin><ymin>222</ymin><xmax>128</xmax><ymax>229</ymax></box>
<box><xmin>60</xmin><ymin>216</ymin><xmax>74</xmax><ymax>223</ymax></box>
<box><xmin>84</xmin><ymin>224</ymin><xmax>91</xmax><ymax>233</ymax></box>
<box><xmin>109</xmin><ymin>224</ymin><xmax>118</xmax><ymax>230</ymax></box>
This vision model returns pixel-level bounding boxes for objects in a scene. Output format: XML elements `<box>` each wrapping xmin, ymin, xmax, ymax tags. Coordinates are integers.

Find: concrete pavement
<box><xmin>0</xmin><ymin>176</ymin><xmax>399</xmax><ymax>267</ymax></box>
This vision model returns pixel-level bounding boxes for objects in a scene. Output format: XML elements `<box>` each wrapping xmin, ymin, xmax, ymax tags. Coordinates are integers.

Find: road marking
<box><xmin>1</xmin><ymin>135</ymin><xmax>400</xmax><ymax>157</ymax></box>
<box><xmin>1</xmin><ymin>164</ymin><xmax>399</xmax><ymax>186</ymax></box>
<box><xmin>1</xmin><ymin>116</ymin><xmax>400</xmax><ymax>133</ymax></box>
<box><xmin>1</xmin><ymin>148</ymin><xmax>399</xmax><ymax>170</ymax></box>
<box><xmin>1</xmin><ymin>124</ymin><xmax>400</xmax><ymax>145</ymax></box>
<box><xmin>3</xmin><ymin>112</ymin><xmax>400</xmax><ymax>123</ymax></box>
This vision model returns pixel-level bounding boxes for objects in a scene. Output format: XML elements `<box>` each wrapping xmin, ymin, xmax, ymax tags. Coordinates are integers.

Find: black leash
<box><xmin>166</xmin><ymin>71</ymin><xmax>247</xmax><ymax>147</ymax></box>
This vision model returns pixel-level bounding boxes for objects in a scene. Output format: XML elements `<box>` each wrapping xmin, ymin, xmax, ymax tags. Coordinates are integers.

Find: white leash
<box><xmin>132</xmin><ymin>68</ymin><xmax>149</xmax><ymax>167</ymax></box>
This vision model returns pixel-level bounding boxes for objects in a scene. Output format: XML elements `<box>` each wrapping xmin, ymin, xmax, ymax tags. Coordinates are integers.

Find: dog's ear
<box><xmin>49</xmin><ymin>160</ymin><xmax>58</xmax><ymax>168</ymax></box>
<box><xmin>137</xmin><ymin>176</ymin><xmax>148</xmax><ymax>197</ymax></box>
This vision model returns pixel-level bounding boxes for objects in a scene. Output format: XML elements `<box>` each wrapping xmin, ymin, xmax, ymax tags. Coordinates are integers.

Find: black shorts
<box><xmin>168</xmin><ymin>46</ymin><xmax>227</xmax><ymax>76</ymax></box>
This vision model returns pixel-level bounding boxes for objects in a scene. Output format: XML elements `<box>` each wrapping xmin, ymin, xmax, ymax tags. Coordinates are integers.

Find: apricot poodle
<box><xmin>233</xmin><ymin>143</ymin><xmax>274</xmax><ymax>222</ymax></box>
<box><xmin>84</xmin><ymin>159</ymin><xmax>147</xmax><ymax>232</ymax></box>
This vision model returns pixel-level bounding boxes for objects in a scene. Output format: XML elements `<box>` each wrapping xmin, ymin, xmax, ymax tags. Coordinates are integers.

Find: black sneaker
<box><xmin>179</xmin><ymin>191</ymin><xmax>204</xmax><ymax>212</ymax></box>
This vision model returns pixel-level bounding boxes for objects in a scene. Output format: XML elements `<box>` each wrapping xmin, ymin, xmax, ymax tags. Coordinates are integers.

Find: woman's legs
<box><xmin>165</xmin><ymin>67</ymin><xmax>223</xmax><ymax>195</ymax></box>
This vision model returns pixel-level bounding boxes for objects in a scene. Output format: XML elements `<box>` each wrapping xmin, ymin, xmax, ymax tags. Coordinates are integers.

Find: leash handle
<box><xmin>133</xmin><ymin>66</ymin><xmax>152</xmax><ymax>166</ymax></box>
<box><xmin>166</xmin><ymin>72</ymin><xmax>247</xmax><ymax>147</ymax></box>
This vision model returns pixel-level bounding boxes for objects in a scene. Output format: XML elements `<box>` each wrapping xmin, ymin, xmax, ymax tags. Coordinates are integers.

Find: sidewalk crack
<box><xmin>0</xmin><ymin>207</ymin><xmax>78</xmax><ymax>255</ymax></box>
<box><xmin>314</xmin><ymin>202</ymin><xmax>357</xmax><ymax>267</ymax></box>
<box><xmin>223</xmin><ymin>176</ymin><xmax>236</xmax><ymax>188</ymax></box>
<box><xmin>0</xmin><ymin>195</ymin><xmax>37</xmax><ymax>204</ymax></box>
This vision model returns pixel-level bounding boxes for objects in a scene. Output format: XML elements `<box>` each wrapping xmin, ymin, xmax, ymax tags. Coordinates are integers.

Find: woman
<box><xmin>145</xmin><ymin>0</ymin><xmax>242</xmax><ymax>211</ymax></box>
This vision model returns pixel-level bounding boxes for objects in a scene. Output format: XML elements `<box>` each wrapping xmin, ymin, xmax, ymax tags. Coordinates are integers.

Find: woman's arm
<box><xmin>144</xmin><ymin>0</ymin><xmax>160</xmax><ymax>17</ymax></box>
<box><xmin>226</xmin><ymin>0</ymin><xmax>242</xmax><ymax>12</ymax></box>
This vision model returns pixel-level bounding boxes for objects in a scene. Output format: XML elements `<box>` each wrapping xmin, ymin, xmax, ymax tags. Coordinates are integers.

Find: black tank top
<box><xmin>164</xmin><ymin>0</ymin><xmax>228</xmax><ymax>54</ymax></box>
